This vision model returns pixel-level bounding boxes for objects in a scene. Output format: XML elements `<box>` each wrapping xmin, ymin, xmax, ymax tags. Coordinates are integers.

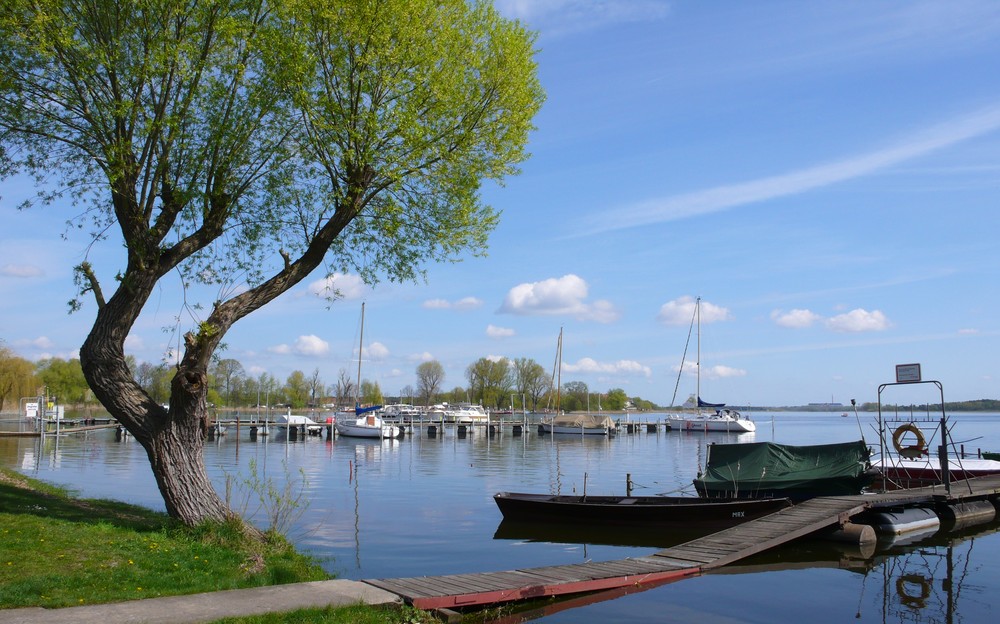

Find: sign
<box><xmin>25</xmin><ymin>402</ymin><xmax>39</xmax><ymax>419</ymax></box>
<box><xmin>895</xmin><ymin>363</ymin><xmax>922</xmax><ymax>383</ymax></box>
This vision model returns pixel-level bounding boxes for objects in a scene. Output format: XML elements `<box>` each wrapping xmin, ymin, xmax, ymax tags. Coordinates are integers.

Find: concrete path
<box><xmin>0</xmin><ymin>580</ymin><xmax>400</xmax><ymax>624</ymax></box>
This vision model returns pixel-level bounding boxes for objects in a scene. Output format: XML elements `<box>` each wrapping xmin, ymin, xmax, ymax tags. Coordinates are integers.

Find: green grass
<box><xmin>0</xmin><ymin>467</ymin><xmax>437</xmax><ymax>622</ymax></box>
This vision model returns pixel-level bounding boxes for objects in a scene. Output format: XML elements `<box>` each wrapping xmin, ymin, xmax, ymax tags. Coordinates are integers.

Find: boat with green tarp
<box><xmin>693</xmin><ymin>439</ymin><xmax>873</xmax><ymax>502</ymax></box>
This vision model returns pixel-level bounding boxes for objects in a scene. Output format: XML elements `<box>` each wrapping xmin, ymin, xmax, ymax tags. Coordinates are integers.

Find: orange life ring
<box><xmin>892</xmin><ymin>423</ymin><xmax>927</xmax><ymax>457</ymax></box>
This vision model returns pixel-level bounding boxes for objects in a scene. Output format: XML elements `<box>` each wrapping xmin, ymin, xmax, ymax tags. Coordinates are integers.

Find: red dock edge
<box><xmin>400</xmin><ymin>566</ymin><xmax>699</xmax><ymax>610</ymax></box>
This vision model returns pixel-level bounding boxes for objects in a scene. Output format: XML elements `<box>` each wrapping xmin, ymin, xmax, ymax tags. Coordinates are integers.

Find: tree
<box><xmin>465</xmin><ymin>357</ymin><xmax>513</xmax><ymax>409</ymax></box>
<box><xmin>561</xmin><ymin>381</ymin><xmax>589</xmax><ymax>412</ymax></box>
<box><xmin>0</xmin><ymin>0</ymin><xmax>542</xmax><ymax>527</ymax></box>
<box><xmin>361</xmin><ymin>380</ymin><xmax>384</xmax><ymax>406</ymax></box>
<box><xmin>284</xmin><ymin>371</ymin><xmax>310</xmax><ymax>409</ymax></box>
<box><xmin>35</xmin><ymin>358</ymin><xmax>92</xmax><ymax>406</ymax></box>
<box><xmin>307</xmin><ymin>368</ymin><xmax>323</xmax><ymax>408</ymax></box>
<box><xmin>0</xmin><ymin>345</ymin><xmax>38</xmax><ymax>411</ymax></box>
<box><xmin>415</xmin><ymin>361</ymin><xmax>445</xmax><ymax>406</ymax></box>
<box><xmin>212</xmin><ymin>359</ymin><xmax>245</xmax><ymax>407</ymax></box>
<box><xmin>604</xmin><ymin>388</ymin><xmax>628</xmax><ymax>411</ymax></box>
<box><xmin>512</xmin><ymin>357</ymin><xmax>547</xmax><ymax>412</ymax></box>
<box><xmin>335</xmin><ymin>369</ymin><xmax>355</xmax><ymax>408</ymax></box>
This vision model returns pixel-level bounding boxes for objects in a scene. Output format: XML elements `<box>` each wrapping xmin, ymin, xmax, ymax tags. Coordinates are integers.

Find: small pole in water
<box><xmin>583</xmin><ymin>472</ymin><xmax>588</xmax><ymax>502</ymax></box>
<box><xmin>626</xmin><ymin>473</ymin><xmax>633</xmax><ymax>497</ymax></box>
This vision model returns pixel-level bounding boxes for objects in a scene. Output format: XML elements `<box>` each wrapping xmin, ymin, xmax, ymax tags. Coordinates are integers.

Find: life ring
<box><xmin>896</xmin><ymin>574</ymin><xmax>931</xmax><ymax>607</ymax></box>
<box><xmin>892</xmin><ymin>423</ymin><xmax>927</xmax><ymax>457</ymax></box>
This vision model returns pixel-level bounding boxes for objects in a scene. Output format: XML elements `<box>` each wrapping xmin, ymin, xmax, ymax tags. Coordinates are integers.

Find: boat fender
<box><xmin>892</xmin><ymin>423</ymin><xmax>927</xmax><ymax>457</ymax></box>
<box><xmin>896</xmin><ymin>574</ymin><xmax>931</xmax><ymax>607</ymax></box>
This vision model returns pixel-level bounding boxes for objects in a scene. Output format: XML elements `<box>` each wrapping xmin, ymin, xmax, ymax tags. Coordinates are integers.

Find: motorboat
<box><xmin>446</xmin><ymin>403</ymin><xmax>490</xmax><ymax>424</ymax></box>
<box><xmin>540</xmin><ymin>413</ymin><xmax>616</xmax><ymax>435</ymax></box>
<box><xmin>335</xmin><ymin>405</ymin><xmax>403</xmax><ymax>439</ymax></box>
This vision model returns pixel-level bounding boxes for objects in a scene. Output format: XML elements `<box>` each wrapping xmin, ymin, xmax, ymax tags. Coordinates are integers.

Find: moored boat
<box><xmin>540</xmin><ymin>412</ymin><xmax>616</xmax><ymax>435</ymax></box>
<box><xmin>693</xmin><ymin>439</ymin><xmax>872</xmax><ymax>501</ymax></box>
<box><xmin>871</xmin><ymin>456</ymin><xmax>1000</xmax><ymax>490</ymax></box>
<box><xmin>493</xmin><ymin>491</ymin><xmax>791</xmax><ymax>526</ymax></box>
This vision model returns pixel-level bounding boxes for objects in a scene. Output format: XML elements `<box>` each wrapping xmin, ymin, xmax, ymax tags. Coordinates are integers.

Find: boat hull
<box><xmin>871</xmin><ymin>457</ymin><xmax>1000</xmax><ymax>490</ymax></box>
<box><xmin>675</xmin><ymin>417</ymin><xmax>756</xmax><ymax>433</ymax></box>
<box><xmin>539</xmin><ymin>423</ymin><xmax>612</xmax><ymax>435</ymax></box>
<box><xmin>493</xmin><ymin>492</ymin><xmax>791</xmax><ymax>526</ymax></box>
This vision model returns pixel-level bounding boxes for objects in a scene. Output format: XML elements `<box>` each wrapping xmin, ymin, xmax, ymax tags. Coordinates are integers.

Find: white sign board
<box><xmin>895</xmin><ymin>363</ymin><xmax>922</xmax><ymax>383</ymax></box>
<box><xmin>25</xmin><ymin>401</ymin><xmax>39</xmax><ymax>419</ymax></box>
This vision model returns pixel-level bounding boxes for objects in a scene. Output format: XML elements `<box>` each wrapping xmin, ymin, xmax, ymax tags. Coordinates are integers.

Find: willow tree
<box><xmin>0</xmin><ymin>0</ymin><xmax>543</xmax><ymax>527</ymax></box>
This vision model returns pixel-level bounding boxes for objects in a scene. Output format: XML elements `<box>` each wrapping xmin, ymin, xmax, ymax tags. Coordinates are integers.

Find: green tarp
<box><xmin>693</xmin><ymin>439</ymin><xmax>871</xmax><ymax>500</ymax></box>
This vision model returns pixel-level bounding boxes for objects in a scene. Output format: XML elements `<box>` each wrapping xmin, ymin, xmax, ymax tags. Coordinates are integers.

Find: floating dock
<box><xmin>366</xmin><ymin>474</ymin><xmax>1000</xmax><ymax>610</ymax></box>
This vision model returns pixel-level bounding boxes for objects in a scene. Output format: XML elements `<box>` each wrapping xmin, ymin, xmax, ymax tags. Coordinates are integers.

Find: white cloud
<box><xmin>422</xmin><ymin>296</ymin><xmax>483</xmax><ymax>311</ymax></box>
<box><xmin>825</xmin><ymin>309</ymin><xmax>891</xmax><ymax>333</ymax></box>
<box><xmin>702</xmin><ymin>364</ymin><xmax>747</xmax><ymax>380</ymax></box>
<box><xmin>771</xmin><ymin>308</ymin><xmax>823</xmax><ymax>329</ymax></box>
<box><xmin>307</xmin><ymin>273</ymin><xmax>365</xmax><ymax>300</ymax></box>
<box><xmin>958</xmin><ymin>328</ymin><xmax>979</xmax><ymax>335</ymax></box>
<box><xmin>362</xmin><ymin>341</ymin><xmax>389</xmax><ymax>361</ymax></box>
<box><xmin>15</xmin><ymin>336</ymin><xmax>55</xmax><ymax>350</ymax></box>
<box><xmin>562</xmin><ymin>357</ymin><xmax>652</xmax><ymax>377</ymax></box>
<box><xmin>657</xmin><ymin>296</ymin><xmax>731</xmax><ymax>325</ymax></box>
<box><xmin>294</xmin><ymin>335</ymin><xmax>330</xmax><ymax>356</ymax></box>
<box><xmin>268</xmin><ymin>344</ymin><xmax>292</xmax><ymax>355</ymax></box>
<box><xmin>577</xmin><ymin>104</ymin><xmax>1000</xmax><ymax>236</ymax></box>
<box><xmin>124</xmin><ymin>335</ymin><xmax>145</xmax><ymax>351</ymax></box>
<box><xmin>1</xmin><ymin>263</ymin><xmax>44</xmax><ymax>278</ymax></box>
<box><xmin>486</xmin><ymin>324</ymin><xmax>516</xmax><ymax>338</ymax></box>
<box><xmin>499</xmin><ymin>274</ymin><xmax>620</xmax><ymax>323</ymax></box>
<box><xmin>408</xmin><ymin>351</ymin><xmax>435</xmax><ymax>362</ymax></box>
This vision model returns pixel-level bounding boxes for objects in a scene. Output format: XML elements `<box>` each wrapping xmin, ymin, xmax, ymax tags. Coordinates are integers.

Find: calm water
<box><xmin>3</xmin><ymin>411</ymin><xmax>1000</xmax><ymax>623</ymax></box>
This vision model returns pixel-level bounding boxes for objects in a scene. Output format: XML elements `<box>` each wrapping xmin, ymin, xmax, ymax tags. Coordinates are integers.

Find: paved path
<box><xmin>0</xmin><ymin>580</ymin><xmax>400</xmax><ymax>624</ymax></box>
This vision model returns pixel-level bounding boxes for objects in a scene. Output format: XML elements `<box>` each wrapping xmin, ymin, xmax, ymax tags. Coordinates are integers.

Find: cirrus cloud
<box><xmin>1</xmin><ymin>263</ymin><xmax>44</xmax><ymax>278</ymax></box>
<box><xmin>562</xmin><ymin>357</ymin><xmax>652</xmax><ymax>378</ymax></box>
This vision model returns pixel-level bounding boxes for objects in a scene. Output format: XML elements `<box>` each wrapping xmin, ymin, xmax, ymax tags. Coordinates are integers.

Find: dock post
<box><xmin>457</xmin><ymin>424</ymin><xmax>467</xmax><ymax>438</ymax></box>
<box><xmin>512</xmin><ymin>424</ymin><xmax>522</xmax><ymax>437</ymax></box>
<box><xmin>488</xmin><ymin>424</ymin><xmax>496</xmax><ymax>438</ymax></box>
<box><xmin>647</xmin><ymin>423</ymin><xmax>657</xmax><ymax>433</ymax></box>
<box><xmin>427</xmin><ymin>425</ymin><xmax>437</xmax><ymax>438</ymax></box>
<box><xmin>249</xmin><ymin>426</ymin><xmax>258</xmax><ymax>441</ymax></box>
<box><xmin>626</xmin><ymin>473</ymin><xmax>632</xmax><ymax>497</ymax></box>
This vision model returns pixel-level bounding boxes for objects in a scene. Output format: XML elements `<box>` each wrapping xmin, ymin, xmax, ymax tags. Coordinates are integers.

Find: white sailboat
<box><xmin>669</xmin><ymin>297</ymin><xmax>755</xmax><ymax>433</ymax></box>
<box><xmin>334</xmin><ymin>303</ymin><xmax>404</xmax><ymax>439</ymax></box>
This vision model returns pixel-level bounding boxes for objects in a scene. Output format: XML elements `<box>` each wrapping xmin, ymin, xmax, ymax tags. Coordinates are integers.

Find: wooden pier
<box><xmin>366</xmin><ymin>474</ymin><xmax>1000</xmax><ymax>610</ymax></box>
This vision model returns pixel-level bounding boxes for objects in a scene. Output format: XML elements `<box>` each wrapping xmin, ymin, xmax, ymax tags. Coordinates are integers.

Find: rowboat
<box><xmin>493</xmin><ymin>491</ymin><xmax>791</xmax><ymax>526</ymax></box>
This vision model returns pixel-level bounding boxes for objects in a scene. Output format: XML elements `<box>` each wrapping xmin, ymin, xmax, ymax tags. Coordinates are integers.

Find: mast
<box><xmin>355</xmin><ymin>302</ymin><xmax>365</xmax><ymax>406</ymax></box>
<box><xmin>696</xmin><ymin>296</ymin><xmax>701</xmax><ymax>408</ymax></box>
<box><xmin>556</xmin><ymin>327</ymin><xmax>563</xmax><ymax>413</ymax></box>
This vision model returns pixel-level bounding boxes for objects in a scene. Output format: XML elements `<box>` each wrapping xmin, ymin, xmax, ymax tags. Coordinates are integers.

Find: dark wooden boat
<box><xmin>493</xmin><ymin>491</ymin><xmax>792</xmax><ymax>526</ymax></box>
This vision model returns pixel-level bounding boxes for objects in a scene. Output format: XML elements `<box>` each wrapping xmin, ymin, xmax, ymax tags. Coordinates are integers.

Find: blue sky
<box><xmin>3</xmin><ymin>1</ymin><xmax>1000</xmax><ymax>408</ymax></box>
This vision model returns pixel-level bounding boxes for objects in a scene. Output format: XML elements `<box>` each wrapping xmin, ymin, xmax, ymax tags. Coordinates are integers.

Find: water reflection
<box><xmin>4</xmin><ymin>412</ymin><xmax>1000</xmax><ymax>624</ymax></box>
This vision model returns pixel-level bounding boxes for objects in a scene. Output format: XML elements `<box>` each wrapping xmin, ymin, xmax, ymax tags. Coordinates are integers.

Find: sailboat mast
<box><xmin>355</xmin><ymin>302</ymin><xmax>365</xmax><ymax>406</ymax></box>
<box><xmin>696</xmin><ymin>296</ymin><xmax>701</xmax><ymax>407</ymax></box>
<box><xmin>556</xmin><ymin>327</ymin><xmax>563</xmax><ymax>413</ymax></box>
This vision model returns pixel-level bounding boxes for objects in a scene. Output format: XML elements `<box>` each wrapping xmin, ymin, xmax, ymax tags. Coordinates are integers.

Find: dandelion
<box><xmin>128</xmin><ymin>560</ymin><xmax>134</xmax><ymax>565</ymax></box>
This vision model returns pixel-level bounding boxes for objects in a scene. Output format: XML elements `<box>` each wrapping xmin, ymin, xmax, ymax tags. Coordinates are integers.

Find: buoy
<box><xmin>818</xmin><ymin>522</ymin><xmax>876</xmax><ymax>545</ymax></box>
<box><xmin>870</xmin><ymin>506</ymin><xmax>939</xmax><ymax>535</ymax></box>
<box><xmin>939</xmin><ymin>500</ymin><xmax>996</xmax><ymax>531</ymax></box>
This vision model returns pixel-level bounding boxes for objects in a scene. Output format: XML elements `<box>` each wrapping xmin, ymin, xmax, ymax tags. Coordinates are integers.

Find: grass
<box><xmin>0</xmin><ymin>467</ymin><xmax>435</xmax><ymax>623</ymax></box>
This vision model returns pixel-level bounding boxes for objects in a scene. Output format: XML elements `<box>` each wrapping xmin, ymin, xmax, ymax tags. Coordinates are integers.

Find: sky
<box><xmin>3</xmin><ymin>0</ymin><xmax>1000</xmax><ymax>408</ymax></box>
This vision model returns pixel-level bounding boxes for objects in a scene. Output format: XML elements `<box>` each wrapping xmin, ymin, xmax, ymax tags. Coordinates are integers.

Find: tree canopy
<box><xmin>0</xmin><ymin>0</ymin><xmax>543</xmax><ymax>527</ymax></box>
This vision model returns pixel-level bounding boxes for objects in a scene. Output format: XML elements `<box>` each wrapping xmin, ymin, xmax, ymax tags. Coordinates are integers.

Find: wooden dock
<box><xmin>366</xmin><ymin>474</ymin><xmax>1000</xmax><ymax>610</ymax></box>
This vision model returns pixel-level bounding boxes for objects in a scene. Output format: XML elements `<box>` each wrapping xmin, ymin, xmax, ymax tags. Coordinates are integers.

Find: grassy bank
<box><xmin>0</xmin><ymin>467</ymin><xmax>433</xmax><ymax>623</ymax></box>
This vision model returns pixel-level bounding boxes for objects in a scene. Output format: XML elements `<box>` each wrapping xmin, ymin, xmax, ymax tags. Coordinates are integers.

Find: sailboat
<box><xmin>668</xmin><ymin>297</ymin><xmax>755</xmax><ymax>433</ymax></box>
<box><xmin>334</xmin><ymin>303</ymin><xmax>404</xmax><ymax>439</ymax></box>
<box><xmin>539</xmin><ymin>328</ymin><xmax>616</xmax><ymax>435</ymax></box>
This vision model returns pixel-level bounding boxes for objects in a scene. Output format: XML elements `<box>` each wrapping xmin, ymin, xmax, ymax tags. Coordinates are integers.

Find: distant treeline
<box><xmin>760</xmin><ymin>399</ymin><xmax>1000</xmax><ymax>413</ymax></box>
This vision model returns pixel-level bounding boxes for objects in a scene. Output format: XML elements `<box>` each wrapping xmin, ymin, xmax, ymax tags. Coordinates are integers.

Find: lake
<box><xmin>3</xmin><ymin>410</ymin><xmax>1000</xmax><ymax>623</ymax></box>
